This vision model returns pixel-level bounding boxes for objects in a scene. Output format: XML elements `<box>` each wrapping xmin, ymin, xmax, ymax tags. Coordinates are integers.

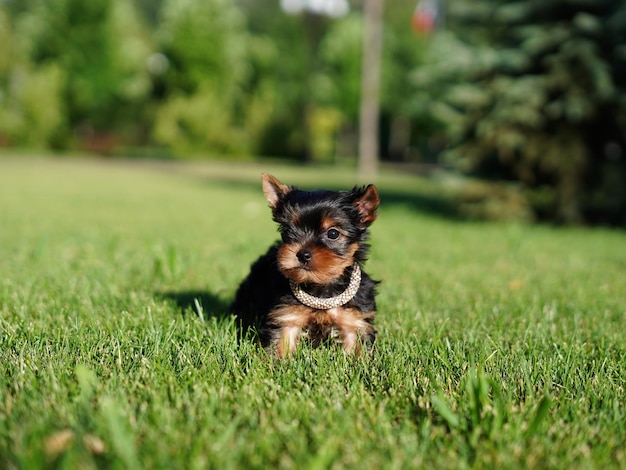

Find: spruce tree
<box><xmin>415</xmin><ymin>0</ymin><xmax>626</xmax><ymax>225</ymax></box>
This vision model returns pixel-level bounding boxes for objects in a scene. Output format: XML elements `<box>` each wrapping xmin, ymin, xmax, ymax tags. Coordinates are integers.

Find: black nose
<box><xmin>297</xmin><ymin>249</ymin><xmax>312</xmax><ymax>264</ymax></box>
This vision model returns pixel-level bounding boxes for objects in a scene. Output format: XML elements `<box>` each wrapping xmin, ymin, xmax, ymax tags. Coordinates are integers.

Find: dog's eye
<box><xmin>326</xmin><ymin>228</ymin><xmax>340</xmax><ymax>240</ymax></box>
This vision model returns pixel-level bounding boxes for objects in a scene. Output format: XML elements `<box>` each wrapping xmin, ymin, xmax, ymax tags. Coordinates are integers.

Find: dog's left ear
<box><xmin>353</xmin><ymin>184</ymin><xmax>380</xmax><ymax>226</ymax></box>
<box><xmin>262</xmin><ymin>173</ymin><xmax>292</xmax><ymax>209</ymax></box>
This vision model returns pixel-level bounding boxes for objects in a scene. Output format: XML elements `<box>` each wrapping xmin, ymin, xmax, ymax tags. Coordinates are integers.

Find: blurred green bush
<box><xmin>0</xmin><ymin>0</ymin><xmax>624</xmax><ymax>225</ymax></box>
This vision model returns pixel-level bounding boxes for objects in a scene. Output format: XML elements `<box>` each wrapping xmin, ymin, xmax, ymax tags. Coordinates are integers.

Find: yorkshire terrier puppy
<box><xmin>230</xmin><ymin>174</ymin><xmax>380</xmax><ymax>358</ymax></box>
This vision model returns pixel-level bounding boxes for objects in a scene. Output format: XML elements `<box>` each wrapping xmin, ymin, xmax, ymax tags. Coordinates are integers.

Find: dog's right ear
<box><xmin>262</xmin><ymin>174</ymin><xmax>292</xmax><ymax>209</ymax></box>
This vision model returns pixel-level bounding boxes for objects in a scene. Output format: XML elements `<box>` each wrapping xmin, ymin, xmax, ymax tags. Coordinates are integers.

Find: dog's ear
<box><xmin>353</xmin><ymin>184</ymin><xmax>380</xmax><ymax>226</ymax></box>
<box><xmin>262</xmin><ymin>174</ymin><xmax>292</xmax><ymax>209</ymax></box>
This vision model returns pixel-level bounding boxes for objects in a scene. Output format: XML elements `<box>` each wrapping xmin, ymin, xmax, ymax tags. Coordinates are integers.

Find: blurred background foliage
<box><xmin>414</xmin><ymin>0</ymin><xmax>626</xmax><ymax>225</ymax></box>
<box><xmin>0</xmin><ymin>0</ymin><xmax>625</xmax><ymax>226</ymax></box>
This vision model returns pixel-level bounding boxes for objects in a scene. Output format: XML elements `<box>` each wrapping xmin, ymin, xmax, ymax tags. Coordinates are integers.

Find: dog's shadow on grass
<box><xmin>157</xmin><ymin>290</ymin><xmax>232</xmax><ymax>322</ymax></box>
<box><xmin>157</xmin><ymin>290</ymin><xmax>259</xmax><ymax>341</ymax></box>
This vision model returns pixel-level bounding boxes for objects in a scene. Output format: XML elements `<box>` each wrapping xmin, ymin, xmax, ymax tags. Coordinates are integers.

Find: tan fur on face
<box><xmin>320</xmin><ymin>216</ymin><xmax>338</xmax><ymax>232</ymax></box>
<box><xmin>277</xmin><ymin>242</ymin><xmax>359</xmax><ymax>285</ymax></box>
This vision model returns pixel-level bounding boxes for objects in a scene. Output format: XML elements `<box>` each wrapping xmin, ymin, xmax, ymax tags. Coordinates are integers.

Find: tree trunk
<box><xmin>358</xmin><ymin>0</ymin><xmax>384</xmax><ymax>181</ymax></box>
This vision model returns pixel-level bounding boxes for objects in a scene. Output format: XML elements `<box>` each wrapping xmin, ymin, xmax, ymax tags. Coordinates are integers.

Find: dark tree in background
<box><xmin>415</xmin><ymin>0</ymin><xmax>626</xmax><ymax>225</ymax></box>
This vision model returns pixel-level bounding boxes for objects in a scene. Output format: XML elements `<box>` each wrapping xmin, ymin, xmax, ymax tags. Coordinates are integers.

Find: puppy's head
<box><xmin>262</xmin><ymin>174</ymin><xmax>379</xmax><ymax>285</ymax></box>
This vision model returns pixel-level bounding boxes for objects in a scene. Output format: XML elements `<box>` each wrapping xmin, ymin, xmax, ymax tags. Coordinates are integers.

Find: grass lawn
<box><xmin>1</xmin><ymin>156</ymin><xmax>625</xmax><ymax>469</ymax></box>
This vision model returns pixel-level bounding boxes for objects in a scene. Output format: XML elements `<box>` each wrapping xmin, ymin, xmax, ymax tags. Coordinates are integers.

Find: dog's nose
<box><xmin>297</xmin><ymin>249</ymin><xmax>312</xmax><ymax>264</ymax></box>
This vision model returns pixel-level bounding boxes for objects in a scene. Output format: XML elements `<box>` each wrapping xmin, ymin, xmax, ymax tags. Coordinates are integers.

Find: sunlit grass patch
<box><xmin>1</xmin><ymin>156</ymin><xmax>625</xmax><ymax>469</ymax></box>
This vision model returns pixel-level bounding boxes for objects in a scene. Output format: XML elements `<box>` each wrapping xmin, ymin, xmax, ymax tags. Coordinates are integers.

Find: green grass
<box><xmin>0</xmin><ymin>156</ymin><xmax>625</xmax><ymax>469</ymax></box>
